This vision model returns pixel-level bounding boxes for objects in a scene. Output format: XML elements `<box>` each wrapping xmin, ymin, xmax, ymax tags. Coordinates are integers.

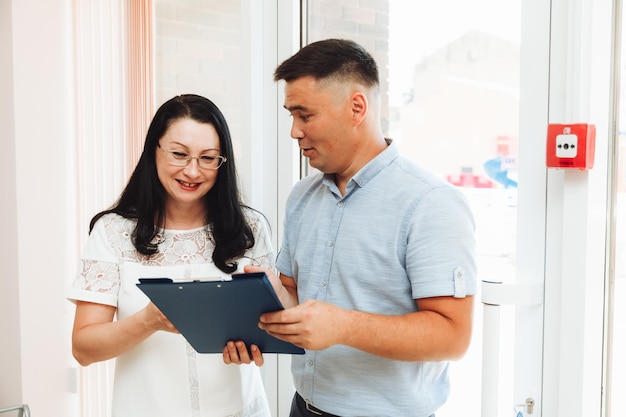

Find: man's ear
<box><xmin>350</xmin><ymin>91</ymin><xmax>368</xmax><ymax>125</ymax></box>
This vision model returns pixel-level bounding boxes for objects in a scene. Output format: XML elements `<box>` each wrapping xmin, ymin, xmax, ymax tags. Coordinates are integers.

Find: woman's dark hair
<box><xmin>90</xmin><ymin>94</ymin><xmax>254</xmax><ymax>273</ymax></box>
<box><xmin>273</xmin><ymin>38</ymin><xmax>379</xmax><ymax>88</ymax></box>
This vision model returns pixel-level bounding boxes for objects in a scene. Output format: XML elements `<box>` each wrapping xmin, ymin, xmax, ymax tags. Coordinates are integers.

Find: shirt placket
<box><xmin>300</xmin><ymin>193</ymin><xmax>346</xmax><ymax>401</ymax></box>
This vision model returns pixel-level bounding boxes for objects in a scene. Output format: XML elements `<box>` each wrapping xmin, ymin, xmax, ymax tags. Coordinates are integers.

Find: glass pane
<box><xmin>307</xmin><ymin>1</ymin><xmax>521</xmax><ymax>415</ymax></box>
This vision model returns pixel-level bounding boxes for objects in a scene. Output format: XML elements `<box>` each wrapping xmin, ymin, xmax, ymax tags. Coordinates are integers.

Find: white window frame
<box><xmin>542</xmin><ymin>0</ymin><xmax>614</xmax><ymax>415</ymax></box>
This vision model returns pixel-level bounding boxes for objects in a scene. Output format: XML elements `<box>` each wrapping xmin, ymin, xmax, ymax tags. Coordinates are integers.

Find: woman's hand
<box><xmin>243</xmin><ymin>265</ymin><xmax>299</xmax><ymax>309</ymax></box>
<box><xmin>143</xmin><ymin>301</ymin><xmax>179</xmax><ymax>333</ymax></box>
<box><xmin>222</xmin><ymin>341</ymin><xmax>264</xmax><ymax>366</ymax></box>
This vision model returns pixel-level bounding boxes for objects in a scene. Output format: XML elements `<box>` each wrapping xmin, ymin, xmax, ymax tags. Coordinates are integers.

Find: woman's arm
<box><xmin>71</xmin><ymin>300</ymin><xmax>178</xmax><ymax>366</ymax></box>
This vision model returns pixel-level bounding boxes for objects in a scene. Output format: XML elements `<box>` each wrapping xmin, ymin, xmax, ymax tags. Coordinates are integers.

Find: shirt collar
<box><xmin>322</xmin><ymin>138</ymin><xmax>398</xmax><ymax>195</ymax></box>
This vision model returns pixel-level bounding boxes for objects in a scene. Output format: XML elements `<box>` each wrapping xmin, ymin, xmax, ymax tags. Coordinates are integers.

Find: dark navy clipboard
<box><xmin>137</xmin><ymin>272</ymin><xmax>304</xmax><ymax>354</ymax></box>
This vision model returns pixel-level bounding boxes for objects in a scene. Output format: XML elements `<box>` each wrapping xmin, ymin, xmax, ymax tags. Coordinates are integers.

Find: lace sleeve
<box><xmin>246</xmin><ymin>210</ymin><xmax>276</xmax><ymax>270</ymax></box>
<box><xmin>66</xmin><ymin>214</ymin><xmax>123</xmax><ymax>306</ymax></box>
<box><xmin>74</xmin><ymin>259</ymin><xmax>120</xmax><ymax>294</ymax></box>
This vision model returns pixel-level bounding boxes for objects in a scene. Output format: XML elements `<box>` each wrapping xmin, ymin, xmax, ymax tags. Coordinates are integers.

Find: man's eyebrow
<box><xmin>284</xmin><ymin>104</ymin><xmax>308</xmax><ymax>112</ymax></box>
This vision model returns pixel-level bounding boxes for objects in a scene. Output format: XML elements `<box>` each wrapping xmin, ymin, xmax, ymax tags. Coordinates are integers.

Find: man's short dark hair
<box><xmin>274</xmin><ymin>38</ymin><xmax>379</xmax><ymax>88</ymax></box>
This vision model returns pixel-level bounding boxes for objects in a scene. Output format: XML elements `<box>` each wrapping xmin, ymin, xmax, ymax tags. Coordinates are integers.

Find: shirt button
<box><xmin>321</xmin><ymin>281</ymin><xmax>327</xmax><ymax>287</ymax></box>
<box><xmin>455</xmin><ymin>268</ymin><xmax>463</xmax><ymax>280</ymax></box>
<box><xmin>328</xmin><ymin>241</ymin><xmax>334</xmax><ymax>247</ymax></box>
<box><xmin>337</xmin><ymin>201</ymin><xmax>344</xmax><ymax>207</ymax></box>
<box><xmin>307</xmin><ymin>359</ymin><xmax>314</xmax><ymax>367</ymax></box>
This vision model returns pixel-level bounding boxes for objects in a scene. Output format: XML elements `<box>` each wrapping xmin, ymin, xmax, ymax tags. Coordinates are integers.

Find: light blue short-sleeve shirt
<box><xmin>276</xmin><ymin>141</ymin><xmax>476</xmax><ymax>417</ymax></box>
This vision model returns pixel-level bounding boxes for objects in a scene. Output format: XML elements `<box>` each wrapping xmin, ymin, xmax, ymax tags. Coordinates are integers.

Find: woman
<box><xmin>68</xmin><ymin>94</ymin><xmax>273</xmax><ymax>417</ymax></box>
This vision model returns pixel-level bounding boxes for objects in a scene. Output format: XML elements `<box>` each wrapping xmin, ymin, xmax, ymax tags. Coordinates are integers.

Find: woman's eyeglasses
<box><xmin>158</xmin><ymin>144</ymin><xmax>227</xmax><ymax>170</ymax></box>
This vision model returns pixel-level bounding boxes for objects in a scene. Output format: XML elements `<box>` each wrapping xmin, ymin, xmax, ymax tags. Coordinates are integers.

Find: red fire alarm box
<box><xmin>546</xmin><ymin>123</ymin><xmax>595</xmax><ymax>170</ymax></box>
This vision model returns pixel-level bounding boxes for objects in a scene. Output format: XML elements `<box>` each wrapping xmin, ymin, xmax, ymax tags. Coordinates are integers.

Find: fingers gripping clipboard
<box><xmin>137</xmin><ymin>272</ymin><xmax>304</xmax><ymax>354</ymax></box>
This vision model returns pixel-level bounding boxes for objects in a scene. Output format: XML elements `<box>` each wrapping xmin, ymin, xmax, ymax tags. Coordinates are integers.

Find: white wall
<box><xmin>0</xmin><ymin>0</ymin><xmax>78</xmax><ymax>415</ymax></box>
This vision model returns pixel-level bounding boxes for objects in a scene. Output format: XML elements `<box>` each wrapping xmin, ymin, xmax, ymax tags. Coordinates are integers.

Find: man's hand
<box><xmin>259</xmin><ymin>300</ymin><xmax>345</xmax><ymax>351</ymax></box>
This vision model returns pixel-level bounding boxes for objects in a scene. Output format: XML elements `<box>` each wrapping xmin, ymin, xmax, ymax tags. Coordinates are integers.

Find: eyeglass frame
<box><xmin>157</xmin><ymin>143</ymin><xmax>227</xmax><ymax>170</ymax></box>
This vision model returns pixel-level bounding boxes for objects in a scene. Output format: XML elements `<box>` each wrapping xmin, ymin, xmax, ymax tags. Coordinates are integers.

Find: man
<box><xmin>232</xmin><ymin>38</ymin><xmax>476</xmax><ymax>417</ymax></box>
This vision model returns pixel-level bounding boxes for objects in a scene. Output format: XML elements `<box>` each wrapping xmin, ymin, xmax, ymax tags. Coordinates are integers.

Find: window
<box><xmin>305</xmin><ymin>1</ymin><xmax>521</xmax><ymax>414</ymax></box>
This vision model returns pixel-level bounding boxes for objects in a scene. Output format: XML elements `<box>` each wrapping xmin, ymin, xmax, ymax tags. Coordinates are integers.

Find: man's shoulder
<box><xmin>290</xmin><ymin>171</ymin><xmax>325</xmax><ymax>194</ymax></box>
<box><xmin>389</xmin><ymin>156</ymin><xmax>452</xmax><ymax>190</ymax></box>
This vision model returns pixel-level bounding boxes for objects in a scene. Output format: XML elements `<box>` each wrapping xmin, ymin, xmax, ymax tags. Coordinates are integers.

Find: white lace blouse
<box><xmin>67</xmin><ymin>210</ymin><xmax>275</xmax><ymax>417</ymax></box>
